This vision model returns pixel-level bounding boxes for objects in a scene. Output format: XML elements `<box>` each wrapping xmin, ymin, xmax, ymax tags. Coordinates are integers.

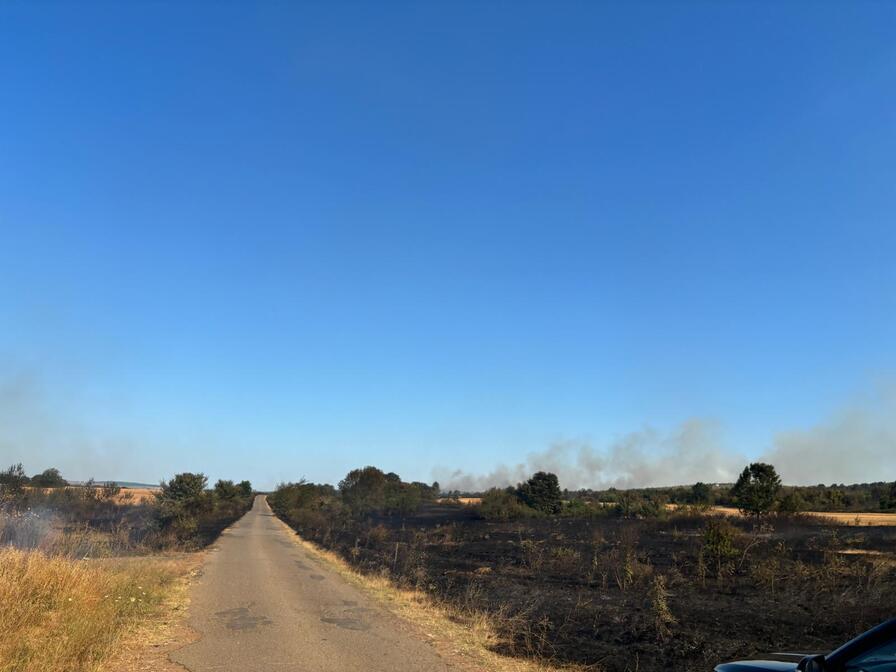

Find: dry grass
<box><xmin>271</xmin><ymin>513</ymin><xmax>590</xmax><ymax>672</ymax></box>
<box><xmin>0</xmin><ymin>547</ymin><xmax>182</xmax><ymax>672</ymax></box>
<box><xmin>111</xmin><ymin>488</ymin><xmax>159</xmax><ymax>505</ymax></box>
<box><xmin>707</xmin><ymin>506</ymin><xmax>896</xmax><ymax>525</ymax></box>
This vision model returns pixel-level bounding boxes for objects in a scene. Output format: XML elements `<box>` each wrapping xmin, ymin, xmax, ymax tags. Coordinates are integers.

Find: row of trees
<box><xmin>154</xmin><ymin>472</ymin><xmax>254</xmax><ymax>541</ymax></box>
<box><xmin>268</xmin><ymin>466</ymin><xmax>440</xmax><ymax>534</ymax></box>
<box><xmin>477</xmin><ymin>463</ymin><xmax>896</xmax><ymax>520</ymax></box>
<box><xmin>0</xmin><ymin>464</ymin><xmax>69</xmax><ymax>495</ymax></box>
<box><xmin>568</xmin><ymin>465</ymin><xmax>896</xmax><ymax>517</ymax></box>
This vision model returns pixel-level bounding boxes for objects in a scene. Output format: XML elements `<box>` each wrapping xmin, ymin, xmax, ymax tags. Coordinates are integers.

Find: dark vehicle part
<box><xmin>715</xmin><ymin>619</ymin><xmax>896</xmax><ymax>672</ymax></box>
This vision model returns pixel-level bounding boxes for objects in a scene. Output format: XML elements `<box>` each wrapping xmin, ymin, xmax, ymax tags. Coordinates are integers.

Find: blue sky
<box><xmin>1</xmin><ymin>2</ymin><xmax>895</xmax><ymax>489</ymax></box>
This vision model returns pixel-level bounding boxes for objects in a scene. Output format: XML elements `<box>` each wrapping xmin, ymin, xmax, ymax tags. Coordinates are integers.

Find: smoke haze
<box><xmin>436</xmin><ymin>388</ymin><xmax>896</xmax><ymax>491</ymax></box>
<box><xmin>0</xmin><ymin>372</ymin><xmax>147</xmax><ymax>482</ymax></box>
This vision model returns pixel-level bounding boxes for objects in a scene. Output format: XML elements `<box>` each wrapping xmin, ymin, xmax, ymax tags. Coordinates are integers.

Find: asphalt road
<box><xmin>171</xmin><ymin>495</ymin><xmax>450</xmax><ymax>672</ymax></box>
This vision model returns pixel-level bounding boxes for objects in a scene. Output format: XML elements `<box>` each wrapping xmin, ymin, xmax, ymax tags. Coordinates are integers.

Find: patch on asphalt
<box><xmin>320</xmin><ymin>606</ymin><xmax>376</xmax><ymax>631</ymax></box>
<box><xmin>294</xmin><ymin>560</ymin><xmax>310</xmax><ymax>570</ymax></box>
<box><xmin>308</xmin><ymin>574</ymin><xmax>325</xmax><ymax>581</ymax></box>
<box><xmin>215</xmin><ymin>605</ymin><xmax>273</xmax><ymax>630</ymax></box>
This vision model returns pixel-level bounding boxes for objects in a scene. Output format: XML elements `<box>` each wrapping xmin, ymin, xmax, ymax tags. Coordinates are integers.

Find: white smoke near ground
<box><xmin>434</xmin><ymin>419</ymin><xmax>746</xmax><ymax>492</ymax></box>
<box><xmin>759</xmin><ymin>386</ymin><xmax>896</xmax><ymax>486</ymax></box>
<box><xmin>436</xmin><ymin>386</ymin><xmax>896</xmax><ymax>491</ymax></box>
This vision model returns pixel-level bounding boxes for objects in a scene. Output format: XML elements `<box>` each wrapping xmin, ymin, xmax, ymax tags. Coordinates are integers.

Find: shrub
<box><xmin>778</xmin><ymin>490</ymin><xmax>805</xmax><ymax>513</ymax></box>
<box><xmin>517</xmin><ymin>471</ymin><xmax>562</xmax><ymax>514</ymax></box>
<box><xmin>30</xmin><ymin>468</ymin><xmax>67</xmax><ymax>488</ymax></box>
<box><xmin>0</xmin><ymin>463</ymin><xmax>28</xmax><ymax>505</ymax></box>
<box><xmin>339</xmin><ymin>466</ymin><xmax>388</xmax><ymax>515</ymax></box>
<box><xmin>702</xmin><ymin>518</ymin><xmax>739</xmax><ymax>576</ymax></box>
<box><xmin>479</xmin><ymin>488</ymin><xmax>533</xmax><ymax>520</ymax></box>
<box><xmin>155</xmin><ymin>473</ymin><xmax>212</xmax><ymax>539</ymax></box>
<box><xmin>650</xmin><ymin>574</ymin><xmax>676</xmax><ymax>641</ymax></box>
<box><xmin>213</xmin><ymin>479</ymin><xmax>241</xmax><ymax>500</ymax></box>
<box><xmin>690</xmin><ymin>482</ymin><xmax>712</xmax><ymax>506</ymax></box>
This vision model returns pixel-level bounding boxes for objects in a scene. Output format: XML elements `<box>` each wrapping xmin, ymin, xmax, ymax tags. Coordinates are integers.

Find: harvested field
<box><xmin>688</xmin><ymin>506</ymin><xmax>896</xmax><ymax>526</ymax></box>
<box><xmin>112</xmin><ymin>487</ymin><xmax>159</xmax><ymax>505</ymax></box>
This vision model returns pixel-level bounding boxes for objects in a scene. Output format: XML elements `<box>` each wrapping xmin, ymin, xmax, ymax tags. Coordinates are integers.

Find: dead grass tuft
<box><xmin>0</xmin><ymin>547</ymin><xmax>180</xmax><ymax>672</ymax></box>
<box><xmin>272</xmin><ymin>515</ymin><xmax>593</xmax><ymax>672</ymax></box>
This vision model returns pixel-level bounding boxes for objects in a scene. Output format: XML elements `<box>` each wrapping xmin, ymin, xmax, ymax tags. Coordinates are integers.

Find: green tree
<box><xmin>882</xmin><ymin>482</ymin><xmax>896</xmax><ymax>510</ymax></box>
<box><xmin>731</xmin><ymin>462</ymin><xmax>781</xmax><ymax>517</ymax></box>
<box><xmin>339</xmin><ymin>466</ymin><xmax>387</xmax><ymax>515</ymax></box>
<box><xmin>238</xmin><ymin>480</ymin><xmax>253</xmax><ymax>497</ymax></box>
<box><xmin>690</xmin><ymin>482</ymin><xmax>712</xmax><ymax>506</ymax></box>
<box><xmin>31</xmin><ymin>467</ymin><xmax>67</xmax><ymax>488</ymax></box>
<box><xmin>778</xmin><ymin>490</ymin><xmax>805</xmax><ymax>513</ymax></box>
<box><xmin>214</xmin><ymin>479</ymin><xmax>241</xmax><ymax>500</ymax></box>
<box><xmin>517</xmin><ymin>471</ymin><xmax>562</xmax><ymax>514</ymax></box>
<box><xmin>156</xmin><ymin>473</ymin><xmax>210</xmax><ymax>534</ymax></box>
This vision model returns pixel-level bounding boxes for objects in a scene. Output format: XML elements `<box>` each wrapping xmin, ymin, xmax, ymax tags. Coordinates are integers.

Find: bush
<box><xmin>702</xmin><ymin>518</ymin><xmax>740</xmax><ymax>576</ymax></box>
<box><xmin>30</xmin><ymin>468</ymin><xmax>67</xmax><ymax>488</ymax></box>
<box><xmin>154</xmin><ymin>473</ymin><xmax>252</xmax><ymax>546</ymax></box>
<box><xmin>778</xmin><ymin>490</ymin><xmax>805</xmax><ymax>513</ymax></box>
<box><xmin>478</xmin><ymin>488</ymin><xmax>534</xmax><ymax>520</ymax></box>
<box><xmin>214</xmin><ymin>479</ymin><xmax>241</xmax><ymax>500</ymax></box>
<box><xmin>517</xmin><ymin>471</ymin><xmax>562</xmax><ymax>514</ymax></box>
<box><xmin>339</xmin><ymin>466</ymin><xmax>387</xmax><ymax>515</ymax></box>
<box><xmin>690</xmin><ymin>482</ymin><xmax>712</xmax><ymax>506</ymax></box>
<box><xmin>0</xmin><ymin>463</ymin><xmax>28</xmax><ymax>505</ymax></box>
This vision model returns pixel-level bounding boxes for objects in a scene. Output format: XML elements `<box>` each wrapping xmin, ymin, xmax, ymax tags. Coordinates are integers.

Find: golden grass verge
<box><xmin>0</xmin><ymin>547</ymin><xmax>186</xmax><ymax>672</ymax></box>
<box><xmin>270</xmin><ymin>512</ymin><xmax>591</xmax><ymax>672</ymax></box>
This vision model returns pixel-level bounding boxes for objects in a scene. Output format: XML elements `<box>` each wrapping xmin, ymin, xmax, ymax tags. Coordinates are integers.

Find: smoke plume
<box><xmin>434</xmin><ymin>419</ymin><xmax>745</xmax><ymax>491</ymax></box>
<box><xmin>436</xmin><ymin>387</ymin><xmax>896</xmax><ymax>491</ymax></box>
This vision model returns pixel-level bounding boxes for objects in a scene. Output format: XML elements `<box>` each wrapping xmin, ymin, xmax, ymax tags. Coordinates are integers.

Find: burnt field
<box><xmin>276</xmin><ymin>502</ymin><xmax>896</xmax><ymax>672</ymax></box>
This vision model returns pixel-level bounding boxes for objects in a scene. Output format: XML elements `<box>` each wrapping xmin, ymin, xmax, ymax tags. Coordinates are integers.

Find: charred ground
<box><xmin>271</xmin><ymin>470</ymin><xmax>896</xmax><ymax>672</ymax></box>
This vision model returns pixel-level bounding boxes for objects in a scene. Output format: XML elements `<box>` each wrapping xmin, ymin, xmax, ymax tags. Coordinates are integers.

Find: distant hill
<box><xmin>66</xmin><ymin>480</ymin><xmax>159</xmax><ymax>489</ymax></box>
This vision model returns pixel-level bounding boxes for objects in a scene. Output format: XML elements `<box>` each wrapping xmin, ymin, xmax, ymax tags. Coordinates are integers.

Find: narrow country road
<box><xmin>171</xmin><ymin>495</ymin><xmax>451</xmax><ymax>672</ymax></box>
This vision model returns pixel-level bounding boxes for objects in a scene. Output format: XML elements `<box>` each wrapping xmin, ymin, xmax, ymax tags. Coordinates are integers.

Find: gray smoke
<box><xmin>759</xmin><ymin>386</ymin><xmax>896</xmax><ymax>485</ymax></box>
<box><xmin>436</xmin><ymin>387</ymin><xmax>896</xmax><ymax>491</ymax></box>
<box><xmin>434</xmin><ymin>419</ymin><xmax>746</xmax><ymax>491</ymax></box>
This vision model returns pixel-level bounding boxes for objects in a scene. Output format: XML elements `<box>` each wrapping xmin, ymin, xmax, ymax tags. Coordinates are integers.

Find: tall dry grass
<box><xmin>0</xmin><ymin>547</ymin><xmax>176</xmax><ymax>672</ymax></box>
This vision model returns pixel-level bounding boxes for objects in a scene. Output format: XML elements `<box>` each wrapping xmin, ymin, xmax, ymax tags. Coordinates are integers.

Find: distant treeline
<box><xmin>268</xmin><ymin>461</ymin><xmax>896</xmax><ymax>528</ymax></box>
<box><xmin>268</xmin><ymin>466</ymin><xmax>440</xmax><ymax>535</ymax></box>
<box><xmin>575</xmin><ymin>480</ymin><xmax>896</xmax><ymax>513</ymax></box>
<box><xmin>447</xmin><ymin>463</ymin><xmax>896</xmax><ymax>520</ymax></box>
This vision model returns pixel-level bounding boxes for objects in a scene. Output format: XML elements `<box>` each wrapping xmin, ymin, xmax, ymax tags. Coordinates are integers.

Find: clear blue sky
<box><xmin>1</xmin><ymin>2</ymin><xmax>894</xmax><ymax>489</ymax></box>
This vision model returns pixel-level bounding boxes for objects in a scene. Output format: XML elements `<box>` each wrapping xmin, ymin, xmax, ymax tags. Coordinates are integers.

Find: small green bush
<box><xmin>478</xmin><ymin>488</ymin><xmax>534</xmax><ymax>520</ymax></box>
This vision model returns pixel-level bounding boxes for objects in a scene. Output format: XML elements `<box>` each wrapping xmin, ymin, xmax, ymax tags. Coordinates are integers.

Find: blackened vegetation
<box><xmin>271</xmin><ymin>466</ymin><xmax>896</xmax><ymax>672</ymax></box>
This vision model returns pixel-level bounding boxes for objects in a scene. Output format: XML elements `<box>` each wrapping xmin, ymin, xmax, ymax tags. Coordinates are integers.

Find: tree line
<box><xmin>480</xmin><ymin>462</ymin><xmax>896</xmax><ymax>520</ymax></box>
<box><xmin>268</xmin><ymin>466</ymin><xmax>440</xmax><ymax>535</ymax></box>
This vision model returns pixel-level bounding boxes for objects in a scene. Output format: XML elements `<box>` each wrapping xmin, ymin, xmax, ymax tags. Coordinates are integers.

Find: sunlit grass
<box><xmin>0</xmin><ymin>547</ymin><xmax>177</xmax><ymax>672</ymax></box>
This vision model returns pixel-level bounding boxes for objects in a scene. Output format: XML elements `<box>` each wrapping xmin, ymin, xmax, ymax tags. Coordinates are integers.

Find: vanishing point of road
<box><xmin>171</xmin><ymin>495</ymin><xmax>451</xmax><ymax>672</ymax></box>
